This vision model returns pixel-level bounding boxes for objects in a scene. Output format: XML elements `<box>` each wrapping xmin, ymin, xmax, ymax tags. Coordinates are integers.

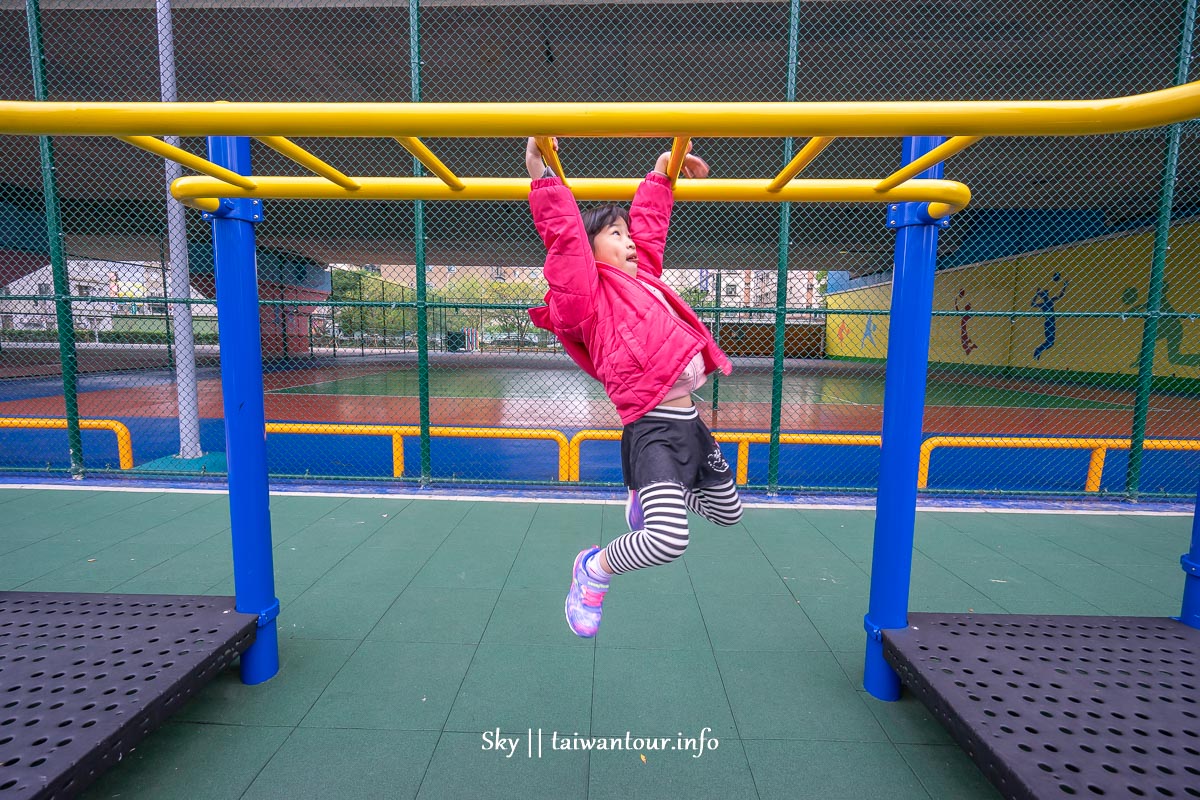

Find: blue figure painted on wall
<box><xmin>1031</xmin><ymin>272</ymin><xmax>1068</xmax><ymax>360</ymax></box>
<box><xmin>1122</xmin><ymin>283</ymin><xmax>1200</xmax><ymax>368</ymax></box>
<box><xmin>861</xmin><ymin>315</ymin><xmax>877</xmax><ymax>351</ymax></box>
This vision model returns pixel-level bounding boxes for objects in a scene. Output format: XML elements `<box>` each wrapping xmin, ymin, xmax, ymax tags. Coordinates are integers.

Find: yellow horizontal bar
<box><xmin>568</xmin><ymin>429</ymin><xmax>881</xmax><ymax>484</ymax></box>
<box><xmin>916</xmin><ymin>436</ymin><xmax>1200</xmax><ymax>492</ymax></box>
<box><xmin>0</xmin><ymin>417</ymin><xmax>133</xmax><ymax>469</ymax></box>
<box><xmin>264</xmin><ymin>422</ymin><xmax>570</xmax><ymax>481</ymax></box>
<box><xmin>117</xmin><ymin>135</ymin><xmax>256</xmax><ymax>190</ymax></box>
<box><xmin>255</xmin><ymin>136</ymin><xmax>359</xmax><ymax>189</ymax></box>
<box><xmin>171</xmin><ymin>176</ymin><xmax>971</xmax><ymax>214</ymax></box>
<box><xmin>394</xmin><ymin>136</ymin><xmax>465</xmax><ymax>190</ymax></box>
<box><xmin>666</xmin><ymin>136</ymin><xmax>691</xmax><ymax>187</ymax></box>
<box><xmin>925</xmin><ymin>202</ymin><xmax>955</xmax><ymax>220</ymax></box>
<box><xmin>874</xmin><ymin>136</ymin><xmax>981</xmax><ymax>192</ymax></box>
<box><xmin>6</xmin><ymin>83</ymin><xmax>1198</xmax><ymax>138</ymax></box>
<box><xmin>534</xmin><ymin>137</ymin><xmax>568</xmax><ymax>188</ymax></box>
<box><xmin>190</xmin><ymin>197</ymin><xmax>221</xmax><ymax>213</ymax></box>
<box><xmin>767</xmin><ymin>136</ymin><xmax>835</xmax><ymax>191</ymax></box>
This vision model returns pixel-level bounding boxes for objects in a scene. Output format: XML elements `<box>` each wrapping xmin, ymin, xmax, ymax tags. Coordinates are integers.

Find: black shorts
<box><xmin>620</xmin><ymin>405</ymin><xmax>733</xmax><ymax>492</ymax></box>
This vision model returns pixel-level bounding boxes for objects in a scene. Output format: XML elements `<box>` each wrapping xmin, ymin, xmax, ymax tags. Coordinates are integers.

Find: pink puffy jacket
<box><xmin>527</xmin><ymin>172</ymin><xmax>733</xmax><ymax>424</ymax></box>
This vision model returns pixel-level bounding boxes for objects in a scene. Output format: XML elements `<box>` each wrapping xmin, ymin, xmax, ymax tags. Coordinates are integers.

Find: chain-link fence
<box><xmin>0</xmin><ymin>0</ymin><xmax>1197</xmax><ymax>496</ymax></box>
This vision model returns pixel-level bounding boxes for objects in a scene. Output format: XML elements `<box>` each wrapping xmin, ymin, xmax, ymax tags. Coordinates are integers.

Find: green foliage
<box><xmin>678</xmin><ymin>286</ymin><xmax>709</xmax><ymax>309</ymax></box>
<box><xmin>330</xmin><ymin>269</ymin><xmax>417</xmax><ymax>339</ymax></box>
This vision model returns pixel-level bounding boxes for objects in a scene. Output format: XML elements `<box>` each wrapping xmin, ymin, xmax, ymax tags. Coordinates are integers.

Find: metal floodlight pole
<box><xmin>205</xmin><ymin>135</ymin><xmax>279</xmax><ymax>685</ymax></box>
<box><xmin>156</xmin><ymin>0</ymin><xmax>202</xmax><ymax>460</ymax></box>
<box><xmin>863</xmin><ymin>136</ymin><xmax>949</xmax><ymax>702</ymax></box>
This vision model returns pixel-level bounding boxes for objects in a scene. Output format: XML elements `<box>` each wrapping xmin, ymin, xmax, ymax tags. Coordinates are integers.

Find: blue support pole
<box><xmin>204</xmin><ymin>135</ymin><xmax>280</xmax><ymax>685</ymax></box>
<box><xmin>863</xmin><ymin>136</ymin><xmax>949</xmax><ymax>701</ymax></box>
<box><xmin>1180</xmin><ymin>473</ymin><xmax>1200</xmax><ymax>630</ymax></box>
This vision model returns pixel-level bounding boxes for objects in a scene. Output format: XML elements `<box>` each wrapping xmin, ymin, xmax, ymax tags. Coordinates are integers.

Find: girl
<box><xmin>524</xmin><ymin>137</ymin><xmax>744</xmax><ymax>638</ymax></box>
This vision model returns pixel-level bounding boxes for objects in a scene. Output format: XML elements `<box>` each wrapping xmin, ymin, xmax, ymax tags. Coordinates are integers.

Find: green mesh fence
<box><xmin>0</xmin><ymin>0</ymin><xmax>1197</xmax><ymax>496</ymax></box>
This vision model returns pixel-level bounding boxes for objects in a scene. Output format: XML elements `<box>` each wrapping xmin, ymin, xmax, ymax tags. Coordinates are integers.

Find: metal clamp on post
<box><xmin>1182</xmin><ymin>553</ymin><xmax>1200</xmax><ymax>577</ymax></box>
<box><xmin>886</xmin><ymin>202</ymin><xmax>950</xmax><ymax>229</ymax></box>
<box><xmin>863</xmin><ymin>613</ymin><xmax>885</xmax><ymax>642</ymax></box>
<box><xmin>257</xmin><ymin>597</ymin><xmax>281</xmax><ymax>629</ymax></box>
<box><xmin>201</xmin><ymin>197</ymin><xmax>262</xmax><ymax>224</ymax></box>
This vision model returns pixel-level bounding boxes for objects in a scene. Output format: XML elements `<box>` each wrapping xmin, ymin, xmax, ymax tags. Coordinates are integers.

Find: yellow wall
<box><xmin>826</xmin><ymin>220</ymin><xmax>1200</xmax><ymax>380</ymax></box>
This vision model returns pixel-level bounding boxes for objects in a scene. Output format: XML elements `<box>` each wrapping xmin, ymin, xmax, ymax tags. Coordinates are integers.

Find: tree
<box><xmin>678</xmin><ymin>286</ymin><xmax>710</xmax><ymax>310</ymax></box>
<box><xmin>330</xmin><ymin>269</ymin><xmax>415</xmax><ymax>343</ymax></box>
<box><xmin>489</xmin><ymin>278</ymin><xmax>547</xmax><ymax>349</ymax></box>
<box><xmin>813</xmin><ymin>270</ymin><xmax>829</xmax><ymax>308</ymax></box>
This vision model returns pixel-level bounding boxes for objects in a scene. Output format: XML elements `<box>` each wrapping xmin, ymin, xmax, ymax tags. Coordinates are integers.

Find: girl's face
<box><xmin>592</xmin><ymin>217</ymin><xmax>638</xmax><ymax>277</ymax></box>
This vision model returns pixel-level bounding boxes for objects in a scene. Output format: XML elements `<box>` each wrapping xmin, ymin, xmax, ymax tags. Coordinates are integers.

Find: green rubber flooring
<box><xmin>273</xmin><ymin>367</ymin><xmax>1126</xmax><ymax>409</ymax></box>
<box><xmin>0</xmin><ymin>488</ymin><xmax>1189</xmax><ymax>800</ymax></box>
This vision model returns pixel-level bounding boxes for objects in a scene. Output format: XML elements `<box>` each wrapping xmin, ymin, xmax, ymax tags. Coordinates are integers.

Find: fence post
<box><xmin>205</xmin><ymin>135</ymin><xmax>279</xmax><ymax>685</ymax></box>
<box><xmin>410</xmin><ymin>0</ymin><xmax>432</xmax><ymax>482</ymax></box>
<box><xmin>863</xmin><ymin>136</ymin><xmax>949</xmax><ymax>701</ymax></box>
<box><xmin>767</xmin><ymin>0</ymin><xmax>802</xmax><ymax>490</ymax></box>
<box><xmin>1127</xmin><ymin>0</ymin><xmax>1196</xmax><ymax>500</ymax></box>
<box><xmin>25</xmin><ymin>0</ymin><xmax>84</xmax><ymax>477</ymax></box>
<box><xmin>712</xmin><ymin>271</ymin><xmax>722</xmax><ymax>412</ymax></box>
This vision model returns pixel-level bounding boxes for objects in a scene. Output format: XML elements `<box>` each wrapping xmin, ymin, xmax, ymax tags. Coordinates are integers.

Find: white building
<box><xmin>0</xmin><ymin>259</ymin><xmax>216</xmax><ymax>332</ymax></box>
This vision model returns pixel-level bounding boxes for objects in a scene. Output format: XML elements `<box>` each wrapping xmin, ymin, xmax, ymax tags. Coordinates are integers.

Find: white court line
<box><xmin>0</xmin><ymin>482</ymin><xmax>1192</xmax><ymax>515</ymax></box>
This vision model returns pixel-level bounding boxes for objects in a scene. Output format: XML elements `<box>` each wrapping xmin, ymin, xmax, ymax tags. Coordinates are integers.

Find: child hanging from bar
<box><xmin>524</xmin><ymin>137</ymin><xmax>743</xmax><ymax>638</ymax></box>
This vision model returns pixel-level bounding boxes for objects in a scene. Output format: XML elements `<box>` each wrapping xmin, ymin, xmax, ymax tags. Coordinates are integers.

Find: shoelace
<box><xmin>580</xmin><ymin>583</ymin><xmax>608</xmax><ymax>607</ymax></box>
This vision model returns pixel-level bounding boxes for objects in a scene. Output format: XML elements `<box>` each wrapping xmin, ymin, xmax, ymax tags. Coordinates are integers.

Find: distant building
<box><xmin>0</xmin><ymin>259</ymin><xmax>216</xmax><ymax>332</ymax></box>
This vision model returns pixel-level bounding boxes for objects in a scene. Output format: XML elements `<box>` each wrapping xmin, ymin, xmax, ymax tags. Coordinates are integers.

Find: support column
<box><xmin>205</xmin><ymin>135</ymin><xmax>279</xmax><ymax>685</ymax></box>
<box><xmin>863</xmin><ymin>136</ymin><xmax>949</xmax><ymax>701</ymax></box>
<box><xmin>1180</xmin><ymin>474</ymin><xmax>1200</xmax><ymax>630</ymax></box>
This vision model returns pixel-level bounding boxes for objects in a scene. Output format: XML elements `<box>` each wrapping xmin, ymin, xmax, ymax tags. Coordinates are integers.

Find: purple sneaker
<box><xmin>624</xmin><ymin>489</ymin><xmax>644</xmax><ymax>531</ymax></box>
<box><xmin>565</xmin><ymin>546</ymin><xmax>609</xmax><ymax>638</ymax></box>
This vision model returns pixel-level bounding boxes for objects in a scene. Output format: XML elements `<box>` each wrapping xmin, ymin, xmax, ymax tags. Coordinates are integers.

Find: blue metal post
<box><xmin>863</xmin><ymin>136</ymin><xmax>949</xmax><ymax>701</ymax></box>
<box><xmin>1180</xmin><ymin>473</ymin><xmax>1200</xmax><ymax>630</ymax></box>
<box><xmin>205</xmin><ymin>135</ymin><xmax>280</xmax><ymax>685</ymax></box>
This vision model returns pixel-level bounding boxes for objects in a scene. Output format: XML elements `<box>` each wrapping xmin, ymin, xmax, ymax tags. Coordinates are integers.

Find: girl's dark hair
<box><xmin>580</xmin><ymin>203</ymin><xmax>631</xmax><ymax>246</ymax></box>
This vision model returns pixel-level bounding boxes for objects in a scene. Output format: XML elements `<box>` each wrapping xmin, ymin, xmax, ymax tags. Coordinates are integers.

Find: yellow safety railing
<box><xmin>5</xmin><ymin>416</ymin><xmax>1195</xmax><ymax>491</ymax></box>
<box><xmin>0</xmin><ymin>417</ymin><xmax>134</xmax><ymax>470</ymax></box>
<box><xmin>264</xmin><ymin>422</ymin><xmax>570</xmax><ymax>481</ymax></box>
<box><xmin>917</xmin><ymin>436</ymin><xmax>1200</xmax><ymax>493</ymax></box>
<box><xmin>2</xmin><ymin>81</ymin><xmax>1197</xmax><ymax>214</ymax></box>
<box><xmin>568</xmin><ymin>430</ymin><xmax>882</xmax><ymax>485</ymax></box>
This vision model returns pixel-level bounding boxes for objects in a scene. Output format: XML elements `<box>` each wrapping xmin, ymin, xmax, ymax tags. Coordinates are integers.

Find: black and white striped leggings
<box><xmin>602</xmin><ymin>480</ymin><xmax>743</xmax><ymax>575</ymax></box>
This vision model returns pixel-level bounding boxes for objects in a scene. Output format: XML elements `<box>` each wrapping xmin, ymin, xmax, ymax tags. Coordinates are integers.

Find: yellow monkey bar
<box><xmin>1</xmin><ymin>80</ymin><xmax>1197</xmax><ymax>214</ymax></box>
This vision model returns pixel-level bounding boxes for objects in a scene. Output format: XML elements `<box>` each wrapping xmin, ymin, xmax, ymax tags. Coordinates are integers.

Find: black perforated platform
<box><xmin>883</xmin><ymin>613</ymin><xmax>1200</xmax><ymax>800</ymax></box>
<box><xmin>0</xmin><ymin>593</ymin><xmax>257</xmax><ymax>800</ymax></box>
